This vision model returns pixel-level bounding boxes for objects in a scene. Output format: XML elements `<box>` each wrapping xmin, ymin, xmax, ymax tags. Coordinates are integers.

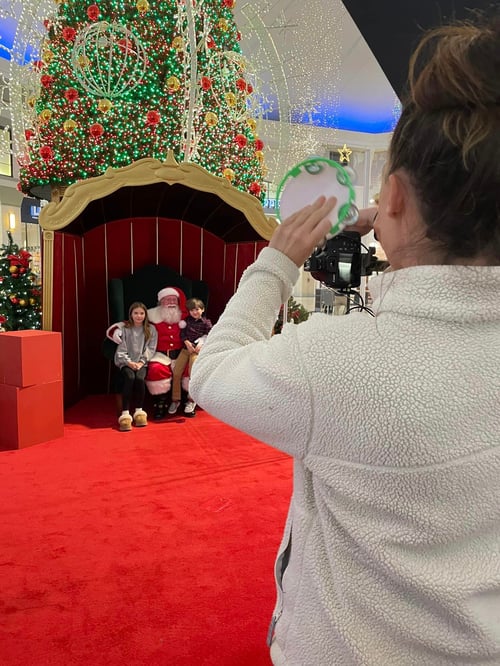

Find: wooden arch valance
<box><xmin>38</xmin><ymin>151</ymin><xmax>277</xmax><ymax>240</ymax></box>
<box><xmin>38</xmin><ymin>152</ymin><xmax>277</xmax><ymax>331</ymax></box>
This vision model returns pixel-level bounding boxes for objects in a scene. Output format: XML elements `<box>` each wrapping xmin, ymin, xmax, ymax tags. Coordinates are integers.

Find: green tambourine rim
<box><xmin>276</xmin><ymin>157</ymin><xmax>356</xmax><ymax>234</ymax></box>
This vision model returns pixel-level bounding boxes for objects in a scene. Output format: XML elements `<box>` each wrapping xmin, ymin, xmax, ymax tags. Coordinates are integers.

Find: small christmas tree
<box><xmin>273</xmin><ymin>296</ymin><xmax>309</xmax><ymax>335</ymax></box>
<box><xmin>0</xmin><ymin>232</ymin><xmax>42</xmax><ymax>331</ymax></box>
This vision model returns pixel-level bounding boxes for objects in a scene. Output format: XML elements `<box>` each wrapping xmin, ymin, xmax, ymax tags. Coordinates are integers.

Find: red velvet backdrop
<box><xmin>50</xmin><ymin>217</ymin><xmax>268</xmax><ymax>405</ymax></box>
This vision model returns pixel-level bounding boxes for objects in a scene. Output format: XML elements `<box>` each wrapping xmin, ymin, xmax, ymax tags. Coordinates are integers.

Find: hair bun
<box><xmin>410</xmin><ymin>19</ymin><xmax>500</xmax><ymax>113</ymax></box>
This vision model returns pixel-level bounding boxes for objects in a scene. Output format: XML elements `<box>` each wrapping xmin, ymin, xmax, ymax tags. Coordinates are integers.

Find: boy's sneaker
<box><xmin>168</xmin><ymin>401</ymin><xmax>180</xmax><ymax>415</ymax></box>
<box><xmin>184</xmin><ymin>400</ymin><xmax>196</xmax><ymax>415</ymax></box>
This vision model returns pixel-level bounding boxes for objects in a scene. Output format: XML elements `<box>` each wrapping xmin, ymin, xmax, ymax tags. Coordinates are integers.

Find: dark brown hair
<box><xmin>125</xmin><ymin>301</ymin><xmax>154</xmax><ymax>342</ymax></box>
<box><xmin>186</xmin><ymin>298</ymin><xmax>205</xmax><ymax>311</ymax></box>
<box><xmin>389</xmin><ymin>16</ymin><xmax>500</xmax><ymax>260</ymax></box>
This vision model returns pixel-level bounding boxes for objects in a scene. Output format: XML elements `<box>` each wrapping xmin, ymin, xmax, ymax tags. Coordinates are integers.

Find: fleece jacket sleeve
<box><xmin>189</xmin><ymin>247</ymin><xmax>314</xmax><ymax>459</ymax></box>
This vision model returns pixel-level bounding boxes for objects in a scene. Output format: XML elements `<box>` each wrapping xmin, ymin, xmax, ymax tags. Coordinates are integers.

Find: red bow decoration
<box><xmin>8</xmin><ymin>250</ymin><xmax>31</xmax><ymax>269</ymax></box>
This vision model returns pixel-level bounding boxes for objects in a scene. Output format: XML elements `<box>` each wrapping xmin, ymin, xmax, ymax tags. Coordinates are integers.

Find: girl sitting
<box><xmin>114</xmin><ymin>301</ymin><xmax>158</xmax><ymax>431</ymax></box>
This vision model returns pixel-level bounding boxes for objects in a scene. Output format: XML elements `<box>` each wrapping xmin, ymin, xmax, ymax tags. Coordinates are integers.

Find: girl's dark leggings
<box><xmin>120</xmin><ymin>365</ymin><xmax>147</xmax><ymax>411</ymax></box>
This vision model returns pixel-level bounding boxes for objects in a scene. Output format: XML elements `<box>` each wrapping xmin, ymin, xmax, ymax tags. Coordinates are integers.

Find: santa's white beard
<box><xmin>158</xmin><ymin>305</ymin><xmax>182</xmax><ymax>324</ymax></box>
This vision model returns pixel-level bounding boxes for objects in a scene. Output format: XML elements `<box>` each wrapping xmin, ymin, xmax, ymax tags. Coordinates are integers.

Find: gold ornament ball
<box><xmin>247</xmin><ymin>117</ymin><xmax>257</xmax><ymax>132</ymax></box>
<box><xmin>225</xmin><ymin>92</ymin><xmax>236</xmax><ymax>107</ymax></box>
<box><xmin>205</xmin><ymin>112</ymin><xmax>218</xmax><ymax>127</ymax></box>
<box><xmin>29</xmin><ymin>298</ymin><xmax>36</xmax><ymax>305</ymax></box>
<box><xmin>255</xmin><ymin>150</ymin><xmax>264</xmax><ymax>162</ymax></box>
<box><xmin>218</xmin><ymin>18</ymin><xmax>228</xmax><ymax>32</ymax></box>
<box><xmin>223</xmin><ymin>168</ymin><xmax>235</xmax><ymax>182</ymax></box>
<box><xmin>63</xmin><ymin>119</ymin><xmax>77</xmax><ymax>132</ymax></box>
<box><xmin>19</xmin><ymin>299</ymin><xmax>26</xmax><ymax>307</ymax></box>
<box><xmin>42</xmin><ymin>49</ymin><xmax>54</xmax><ymax>64</ymax></box>
<box><xmin>136</xmin><ymin>0</ymin><xmax>150</xmax><ymax>12</ymax></box>
<box><xmin>78</xmin><ymin>55</ymin><xmax>90</xmax><ymax>68</ymax></box>
<box><xmin>39</xmin><ymin>109</ymin><xmax>52</xmax><ymax>122</ymax></box>
<box><xmin>27</xmin><ymin>96</ymin><xmax>37</xmax><ymax>108</ymax></box>
<box><xmin>171</xmin><ymin>36</ymin><xmax>184</xmax><ymax>51</ymax></box>
<box><xmin>98</xmin><ymin>98</ymin><xmax>113</xmax><ymax>113</ymax></box>
<box><xmin>9</xmin><ymin>265</ymin><xmax>18</xmax><ymax>274</ymax></box>
<box><xmin>167</xmin><ymin>75</ymin><xmax>181</xmax><ymax>92</ymax></box>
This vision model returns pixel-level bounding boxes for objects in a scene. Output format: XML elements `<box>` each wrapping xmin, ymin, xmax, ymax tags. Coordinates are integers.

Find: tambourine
<box><xmin>277</xmin><ymin>157</ymin><xmax>359</xmax><ymax>238</ymax></box>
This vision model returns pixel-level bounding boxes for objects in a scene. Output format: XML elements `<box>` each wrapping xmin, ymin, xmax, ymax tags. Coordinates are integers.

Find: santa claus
<box><xmin>107</xmin><ymin>286</ymin><xmax>188</xmax><ymax>419</ymax></box>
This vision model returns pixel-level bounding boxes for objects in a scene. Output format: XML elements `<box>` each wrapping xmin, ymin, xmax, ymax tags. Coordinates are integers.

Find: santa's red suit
<box><xmin>146</xmin><ymin>287</ymin><xmax>188</xmax><ymax>395</ymax></box>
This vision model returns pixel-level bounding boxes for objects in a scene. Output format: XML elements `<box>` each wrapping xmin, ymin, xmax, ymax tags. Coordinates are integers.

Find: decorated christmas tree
<box><xmin>17</xmin><ymin>0</ymin><xmax>266</xmax><ymax>200</ymax></box>
<box><xmin>273</xmin><ymin>296</ymin><xmax>309</xmax><ymax>335</ymax></box>
<box><xmin>0</xmin><ymin>232</ymin><xmax>42</xmax><ymax>331</ymax></box>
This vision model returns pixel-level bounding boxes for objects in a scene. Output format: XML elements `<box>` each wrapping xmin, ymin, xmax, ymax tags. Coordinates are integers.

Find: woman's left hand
<box><xmin>269</xmin><ymin>196</ymin><xmax>337</xmax><ymax>267</ymax></box>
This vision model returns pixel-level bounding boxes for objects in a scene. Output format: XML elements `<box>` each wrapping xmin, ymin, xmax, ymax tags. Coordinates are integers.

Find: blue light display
<box><xmin>0</xmin><ymin>17</ymin><xmax>16</xmax><ymax>62</ymax></box>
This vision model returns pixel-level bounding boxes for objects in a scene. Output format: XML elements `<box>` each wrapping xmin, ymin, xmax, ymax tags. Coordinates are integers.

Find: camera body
<box><xmin>304</xmin><ymin>231</ymin><xmax>363</xmax><ymax>289</ymax></box>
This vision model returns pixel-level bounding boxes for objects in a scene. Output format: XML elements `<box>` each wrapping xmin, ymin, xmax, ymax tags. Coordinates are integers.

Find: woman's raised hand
<box><xmin>269</xmin><ymin>196</ymin><xmax>337</xmax><ymax>267</ymax></box>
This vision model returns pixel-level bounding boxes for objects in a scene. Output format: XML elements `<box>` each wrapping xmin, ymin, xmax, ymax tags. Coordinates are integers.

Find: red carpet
<box><xmin>0</xmin><ymin>396</ymin><xmax>292</xmax><ymax>665</ymax></box>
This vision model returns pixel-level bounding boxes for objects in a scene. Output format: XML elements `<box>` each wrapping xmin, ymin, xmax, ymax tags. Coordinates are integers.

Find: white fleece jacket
<box><xmin>189</xmin><ymin>247</ymin><xmax>500</xmax><ymax>665</ymax></box>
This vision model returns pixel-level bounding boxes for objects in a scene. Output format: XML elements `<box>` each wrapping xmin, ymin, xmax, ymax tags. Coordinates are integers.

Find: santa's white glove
<box><xmin>112</xmin><ymin>329</ymin><xmax>123</xmax><ymax>344</ymax></box>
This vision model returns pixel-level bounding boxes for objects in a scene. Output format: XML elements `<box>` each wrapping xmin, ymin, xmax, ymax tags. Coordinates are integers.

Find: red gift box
<box><xmin>0</xmin><ymin>380</ymin><xmax>64</xmax><ymax>450</ymax></box>
<box><xmin>0</xmin><ymin>330</ymin><xmax>62</xmax><ymax>388</ymax></box>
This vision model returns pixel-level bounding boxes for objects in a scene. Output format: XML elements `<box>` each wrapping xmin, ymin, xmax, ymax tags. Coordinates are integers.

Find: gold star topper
<box><xmin>338</xmin><ymin>144</ymin><xmax>352</xmax><ymax>163</ymax></box>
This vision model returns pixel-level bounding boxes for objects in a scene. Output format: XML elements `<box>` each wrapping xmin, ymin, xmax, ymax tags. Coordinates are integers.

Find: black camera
<box><xmin>304</xmin><ymin>231</ymin><xmax>364</xmax><ymax>289</ymax></box>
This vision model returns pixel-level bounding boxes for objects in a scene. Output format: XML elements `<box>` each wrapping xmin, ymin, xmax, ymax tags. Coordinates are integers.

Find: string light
<box><xmin>236</xmin><ymin>0</ymin><xmax>346</xmax><ymax>186</ymax></box>
<box><xmin>392</xmin><ymin>95</ymin><xmax>402</xmax><ymax>129</ymax></box>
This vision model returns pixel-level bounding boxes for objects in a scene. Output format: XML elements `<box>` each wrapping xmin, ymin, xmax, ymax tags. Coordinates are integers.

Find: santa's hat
<box><xmin>157</xmin><ymin>286</ymin><xmax>188</xmax><ymax>322</ymax></box>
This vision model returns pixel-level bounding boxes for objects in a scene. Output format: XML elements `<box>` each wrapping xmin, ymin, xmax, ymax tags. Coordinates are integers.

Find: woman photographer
<box><xmin>191</xmin><ymin>15</ymin><xmax>500</xmax><ymax>664</ymax></box>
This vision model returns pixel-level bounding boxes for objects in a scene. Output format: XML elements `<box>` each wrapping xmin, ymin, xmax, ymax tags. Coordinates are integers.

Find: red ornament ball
<box><xmin>39</xmin><ymin>145</ymin><xmax>54</xmax><ymax>161</ymax></box>
<box><xmin>246</xmin><ymin>83</ymin><xmax>254</xmax><ymax>94</ymax></box>
<box><xmin>40</xmin><ymin>74</ymin><xmax>54</xmax><ymax>88</ymax></box>
<box><xmin>235</xmin><ymin>134</ymin><xmax>247</xmax><ymax>149</ymax></box>
<box><xmin>25</xmin><ymin>129</ymin><xmax>35</xmax><ymax>141</ymax></box>
<box><xmin>206</xmin><ymin>35</ymin><xmax>215</xmax><ymax>49</ymax></box>
<box><xmin>255</xmin><ymin>138</ymin><xmax>264</xmax><ymax>151</ymax></box>
<box><xmin>146</xmin><ymin>110</ymin><xmax>161</xmax><ymax>126</ymax></box>
<box><xmin>236</xmin><ymin>78</ymin><xmax>246</xmax><ymax>91</ymax></box>
<box><xmin>117</xmin><ymin>38</ymin><xmax>132</xmax><ymax>54</ymax></box>
<box><xmin>223</xmin><ymin>0</ymin><xmax>235</xmax><ymax>7</ymax></box>
<box><xmin>89</xmin><ymin>123</ymin><xmax>104</xmax><ymax>139</ymax></box>
<box><xmin>64</xmin><ymin>88</ymin><xmax>79</xmax><ymax>103</ymax></box>
<box><xmin>200</xmin><ymin>76</ymin><xmax>212</xmax><ymax>91</ymax></box>
<box><xmin>87</xmin><ymin>4</ymin><xmax>100</xmax><ymax>21</ymax></box>
<box><xmin>236</xmin><ymin>31</ymin><xmax>242</xmax><ymax>42</ymax></box>
<box><xmin>32</xmin><ymin>60</ymin><xmax>43</xmax><ymax>72</ymax></box>
<box><xmin>249</xmin><ymin>182</ymin><xmax>261</xmax><ymax>197</ymax></box>
<box><xmin>62</xmin><ymin>27</ymin><xmax>77</xmax><ymax>41</ymax></box>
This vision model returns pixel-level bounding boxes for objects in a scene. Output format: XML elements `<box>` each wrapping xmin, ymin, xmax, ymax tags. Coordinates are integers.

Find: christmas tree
<box><xmin>18</xmin><ymin>0</ymin><xmax>266</xmax><ymax>201</ymax></box>
<box><xmin>273</xmin><ymin>296</ymin><xmax>310</xmax><ymax>335</ymax></box>
<box><xmin>0</xmin><ymin>232</ymin><xmax>42</xmax><ymax>331</ymax></box>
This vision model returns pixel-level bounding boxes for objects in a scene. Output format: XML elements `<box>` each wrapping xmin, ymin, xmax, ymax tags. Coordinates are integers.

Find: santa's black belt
<box><xmin>158</xmin><ymin>349</ymin><xmax>181</xmax><ymax>360</ymax></box>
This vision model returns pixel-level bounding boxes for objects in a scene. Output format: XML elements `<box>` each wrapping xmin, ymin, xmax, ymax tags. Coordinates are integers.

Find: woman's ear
<box><xmin>385</xmin><ymin>173</ymin><xmax>406</xmax><ymax>217</ymax></box>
